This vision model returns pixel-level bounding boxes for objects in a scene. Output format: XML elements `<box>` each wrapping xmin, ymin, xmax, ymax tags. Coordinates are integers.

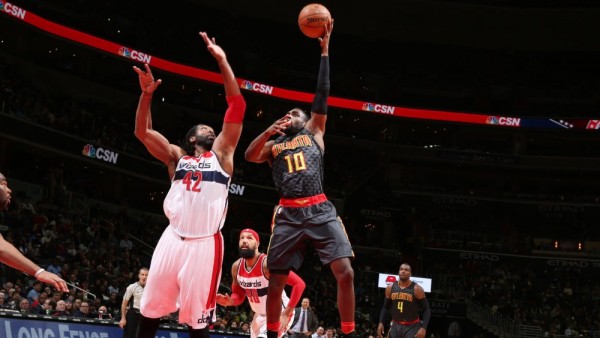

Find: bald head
<box><xmin>0</xmin><ymin>172</ymin><xmax>11</xmax><ymax>210</ymax></box>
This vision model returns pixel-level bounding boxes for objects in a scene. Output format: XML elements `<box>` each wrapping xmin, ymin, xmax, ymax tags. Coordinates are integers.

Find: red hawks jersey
<box><xmin>163</xmin><ymin>152</ymin><xmax>230</xmax><ymax>238</ymax></box>
<box><xmin>237</xmin><ymin>254</ymin><xmax>290</xmax><ymax>315</ymax></box>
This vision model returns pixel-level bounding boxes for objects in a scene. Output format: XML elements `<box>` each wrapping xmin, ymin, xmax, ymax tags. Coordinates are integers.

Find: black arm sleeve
<box><xmin>418</xmin><ymin>298</ymin><xmax>431</xmax><ymax>329</ymax></box>
<box><xmin>311</xmin><ymin>56</ymin><xmax>330</xmax><ymax>115</ymax></box>
<box><xmin>379</xmin><ymin>298</ymin><xmax>392</xmax><ymax>324</ymax></box>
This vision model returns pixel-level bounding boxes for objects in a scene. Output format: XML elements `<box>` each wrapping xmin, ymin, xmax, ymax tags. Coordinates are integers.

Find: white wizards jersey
<box><xmin>237</xmin><ymin>253</ymin><xmax>290</xmax><ymax>315</ymax></box>
<box><xmin>163</xmin><ymin>152</ymin><xmax>230</xmax><ymax>238</ymax></box>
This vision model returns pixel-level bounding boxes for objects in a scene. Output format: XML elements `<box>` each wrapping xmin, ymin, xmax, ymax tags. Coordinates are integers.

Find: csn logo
<box><xmin>118</xmin><ymin>47</ymin><xmax>152</xmax><ymax>63</ymax></box>
<box><xmin>82</xmin><ymin>144</ymin><xmax>119</xmax><ymax>164</ymax></box>
<box><xmin>486</xmin><ymin>116</ymin><xmax>521</xmax><ymax>127</ymax></box>
<box><xmin>229</xmin><ymin>183</ymin><xmax>245</xmax><ymax>196</ymax></box>
<box><xmin>240</xmin><ymin>80</ymin><xmax>273</xmax><ymax>95</ymax></box>
<box><xmin>361</xmin><ymin>102</ymin><xmax>395</xmax><ymax>114</ymax></box>
<box><xmin>0</xmin><ymin>1</ymin><xmax>27</xmax><ymax>19</ymax></box>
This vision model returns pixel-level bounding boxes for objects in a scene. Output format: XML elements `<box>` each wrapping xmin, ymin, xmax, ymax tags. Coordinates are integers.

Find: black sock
<box><xmin>266</xmin><ymin>330</ymin><xmax>278</xmax><ymax>338</ymax></box>
<box><xmin>188</xmin><ymin>327</ymin><xmax>210</xmax><ymax>338</ymax></box>
<box><xmin>135</xmin><ymin>315</ymin><xmax>161</xmax><ymax>338</ymax></box>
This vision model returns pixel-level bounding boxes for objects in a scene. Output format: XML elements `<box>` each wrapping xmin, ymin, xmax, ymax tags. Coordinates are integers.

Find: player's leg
<box><xmin>309</xmin><ymin>202</ymin><xmax>356</xmax><ymax>336</ymax></box>
<box><xmin>180</xmin><ymin>232</ymin><xmax>224</xmax><ymax>329</ymax></box>
<box><xmin>254</xmin><ymin>313</ymin><xmax>266</xmax><ymax>338</ymax></box>
<box><xmin>137</xmin><ymin>228</ymin><xmax>182</xmax><ymax>338</ymax></box>
<box><xmin>330</xmin><ymin>257</ymin><xmax>355</xmax><ymax>335</ymax></box>
<box><xmin>266</xmin><ymin>206</ymin><xmax>305</xmax><ymax>338</ymax></box>
<box><xmin>266</xmin><ymin>271</ymin><xmax>289</xmax><ymax>338</ymax></box>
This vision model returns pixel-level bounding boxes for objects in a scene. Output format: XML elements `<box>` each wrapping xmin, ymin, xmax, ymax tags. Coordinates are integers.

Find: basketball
<box><xmin>298</xmin><ymin>3</ymin><xmax>331</xmax><ymax>39</ymax></box>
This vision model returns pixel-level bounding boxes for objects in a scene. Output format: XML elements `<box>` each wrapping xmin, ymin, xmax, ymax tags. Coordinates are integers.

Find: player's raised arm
<box><xmin>199</xmin><ymin>32</ymin><xmax>246</xmax><ymax>175</ymax></box>
<box><xmin>305</xmin><ymin>19</ymin><xmax>333</xmax><ymax>145</ymax></box>
<box><xmin>133</xmin><ymin>64</ymin><xmax>183</xmax><ymax>177</ymax></box>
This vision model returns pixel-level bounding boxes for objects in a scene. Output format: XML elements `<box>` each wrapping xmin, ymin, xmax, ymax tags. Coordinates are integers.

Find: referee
<box><xmin>120</xmin><ymin>267</ymin><xmax>148</xmax><ymax>338</ymax></box>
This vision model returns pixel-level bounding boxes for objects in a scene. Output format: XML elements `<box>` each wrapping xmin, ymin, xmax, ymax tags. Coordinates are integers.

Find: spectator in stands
<box><xmin>73</xmin><ymin>298</ymin><xmax>82</xmax><ymax>313</ymax></box>
<box><xmin>74</xmin><ymin>301</ymin><xmax>94</xmax><ymax>318</ymax></box>
<box><xmin>312</xmin><ymin>326</ymin><xmax>326</xmax><ymax>338</ymax></box>
<box><xmin>53</xmin><ymin>300</ymin><xmax>68</xmax><ymax>316</ymax></box>
<box><xmin>26</xmin><ymin>281</ymin><xmax>42</xmax><ymax>304</ymax></box>
<box><xmin>229</xmin><ymin>321</ymin><xmax>239</xmax><ymax>332</ymax></box>
<box><xmin>119</xmin><ymin>234</ymin><xmax>133</xmax><ymax>251</ymax></box>
<box><xmin>64</xmin><ymin>300</ymin><xmax>74</xmax><ymax>316</ymax></box>
<box><xmin>3</xmin><ymin>282</ymin><xmax>14</xmax><ymax>294</ymax></box>
<box><xmin>240</xmin><ymin>321</ymin><xmax>250</xmax><ymax>334</ymax></box>
<box><xmin>30</xmin><ymin>291</ymin><xmax>48</xmax><ymax>313</ymax></box>
<box><xmin>98</xmin><ymin>305</ymin><xmax>112</xmax><ymax>319</ymax></box>
<box><xmin>0</xmin><ymin>292</ymin><xmax>6</xmax><ymax>309</ymax></box>
<box><xmin>51</xmin><ymin>291</ymin><xmax>62</xmax><ymax>304</ymax></box>
<box><xmin>18</xmin><ymin>297</ymin><xmax>32</xmax><ymax>314</ymax></box>
<box><xmin>6</xmin><ymin>290</ymin><xmax>21</xmax><ymax>310</ymax></box>
<box><xmin>41</xmin><ymin>299</ymin><xmax>56</xmax><ymax>315</ymax></box>
<box><xmin>46</xmin><ymin>258</ymin><xmax>63</xmax><ymax>275</ymax></box>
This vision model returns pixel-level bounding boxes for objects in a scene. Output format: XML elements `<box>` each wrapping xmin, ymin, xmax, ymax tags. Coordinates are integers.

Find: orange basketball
<box><xmin>298</xmin><ymin>3</ymin><xmax>331</xmax><ymax>39</ymax></box>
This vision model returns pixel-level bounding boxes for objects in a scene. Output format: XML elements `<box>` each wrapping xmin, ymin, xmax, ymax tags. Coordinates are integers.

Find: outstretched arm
<box><xmin>0</xmin><ymin>234</ymin><xmax>68</xmax><ymax>292</ymax></box>
<box><xmin>216</xmin><ymin>259</ymin><xmax>246</xmax><ymax>307</ymax></box>
<box><xmin>133</xmin><ymin>64</ymin><xmax>183</xmax><ymax>177</ymax></box>
<box><xmin>200</xmin><ymin>32</ymin><xmax>246</xmax><ymax>175</ymax></box>
<box><xmin>305</xmin><ymin>19</ymin><xmax>333</xmax><ymax>144</ymax></box>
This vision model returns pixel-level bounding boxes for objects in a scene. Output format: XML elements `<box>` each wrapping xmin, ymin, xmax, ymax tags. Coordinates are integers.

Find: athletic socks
<box><xmin>341</xmin><ymin>321</ymin><xmax>355</xmax><ymax>334</ymax></box>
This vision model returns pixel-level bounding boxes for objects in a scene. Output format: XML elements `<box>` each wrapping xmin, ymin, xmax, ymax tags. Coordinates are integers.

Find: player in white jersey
<box><xmin>217</xmin><ymin>229</ymin><xmax>305</xmax><ymax>338</ymax></box>
<box><xmin>133</xmin><ymin>31</ymin><xmax>246</xmax><ymax>338</ymax></box>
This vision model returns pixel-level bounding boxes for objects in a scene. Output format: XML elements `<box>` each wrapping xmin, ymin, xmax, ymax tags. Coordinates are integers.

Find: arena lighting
<box><xmin>378</xmin><ymin>273</ymin><xmax>432</xmax><ymax>293</ymax></box>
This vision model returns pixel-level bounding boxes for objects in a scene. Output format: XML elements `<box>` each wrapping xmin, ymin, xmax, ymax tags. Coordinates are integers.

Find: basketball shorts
<box><xmin>267</xmin><ymin>200</ymin><xmax>354</xmax><ymax>271</ymax></box>
<box><xmin>140</xmin><ymin>226</ymin><xmax>223</xmax><ymax>329</ymax></box>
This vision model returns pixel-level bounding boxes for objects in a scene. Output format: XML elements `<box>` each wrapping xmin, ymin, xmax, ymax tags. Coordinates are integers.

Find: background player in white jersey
<box><xmin>216</xmin><ymin>229</ymin><xmax>305</xmax><ymax>338</ymax></box>
<box><xmin>132</xmin><ymin>32</ymin><xmax>246</xmax><ymax>338</ymax></box>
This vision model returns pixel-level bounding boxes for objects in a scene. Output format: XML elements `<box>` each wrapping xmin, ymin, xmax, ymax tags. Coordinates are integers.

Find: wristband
<box><xmin>34</xmin><ymin>268</ymin><xmax>45</xmax><ymax>278</ymax></box>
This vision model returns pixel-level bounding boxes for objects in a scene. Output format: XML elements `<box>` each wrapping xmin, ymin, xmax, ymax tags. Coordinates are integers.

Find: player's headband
<box><xmin>240</xmin><ymin>228</ymin><xmax>260</xmax><ymax>243</ymax></box>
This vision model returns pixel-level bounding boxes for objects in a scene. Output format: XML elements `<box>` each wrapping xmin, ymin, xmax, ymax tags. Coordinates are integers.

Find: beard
<box><xmin>239</xmin><ymin>247</ymin><xmax>255</xmax><ymax>259</ymax></box>
<box><xmin>284</xmin><ymin>123</ymin><xmax>303</xmax><ymax>136</ymax></box>
<box><xmin>195</xmin><ymin>135</ymin><xmax>214</xmax><ymax>150</ymax></box>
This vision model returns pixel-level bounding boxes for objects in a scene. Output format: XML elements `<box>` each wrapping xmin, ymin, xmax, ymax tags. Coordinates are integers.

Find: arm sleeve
<box><xmin>311</xmin><ymin>56</ymin><xmax>330</xmax><ymax>115</ymax></box>
<box><xmin>285</xmin><ymin>271</ymin><xmax>306</xmax><ymax>308</ymax></box>
<box><xmin>418</xmin><ymin>298</ymin><xmax>431</xmax><ymax>329</ymax></box>
<box><xmin>224</xmin><ymin>94</ymin><xmax>246</xmax><ymax>123</ymax></box>
<box><xmin>379</xmin><ymin>298</ymin><xmax>392</xmax><ymax>324</ymax></box>
<box><xmin>230</xmin><ymin>282</ymin><xmax>246</xmax><ymax>306</ymax></box>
